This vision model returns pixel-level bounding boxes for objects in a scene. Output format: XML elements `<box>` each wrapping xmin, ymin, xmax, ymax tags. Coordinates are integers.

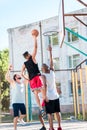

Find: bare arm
<box><xmin>56</xmin><ymin>87</ymin><xmax>62</xmax><ymax>95</ymax></box>
<box><xmin>23</xmin><ymin>78</ymin><xmax>29</xmax><ymax>87</ymax></box>
<box><xmin>41</xmin><ymin>75</ymin><xmax>47</xmax><ymax>89</ymax></box>
<box><xmin>47</xmin><ymin>45</ymin><xmax>54</xmax><ymax>70</ymax></box>
<box><xmin>32</xmin><ymin>36</ymin><xmax>38</xmax><ymax>60</ymax></box>
<box><xmin>41</xmin><ymin>75</ymin><xmax>49</xmax><ymax>102</ymax></box>
<box><xmin>5</xmin><ymin>66</ymin><xmax>14</xmax><ymax>84</ymax></box>
<box><xmin>21</xmin><ymin>64</ymin><xmax>29</xmax><ymax>80</ymax></box>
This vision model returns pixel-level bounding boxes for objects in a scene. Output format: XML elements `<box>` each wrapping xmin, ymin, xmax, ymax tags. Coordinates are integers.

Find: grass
<box><xmin>1</xmin><ymin>112</ymin><xmax>87</xmax><ymax>123</ymax></box>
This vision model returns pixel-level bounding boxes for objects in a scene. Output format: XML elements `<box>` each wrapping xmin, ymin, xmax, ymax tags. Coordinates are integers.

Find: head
<box><xmin>41</xmin><ymin>63</ymin><xmax>50</xmax><ymax>73</ymax></box>
<box><xmin>13</xmin><ymin>74</ymin><xmax>22</xmax><ymax>83</ymax></box>
<box><xmin>23</xmin><ymin>51</ymin><xmax>30</xmax><ymax>60</ymax></box>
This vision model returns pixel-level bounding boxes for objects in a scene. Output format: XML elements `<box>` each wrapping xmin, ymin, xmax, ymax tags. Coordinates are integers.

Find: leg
<box><xmin>55</xmin><ymin>112</ymin><xmax>61</xmax><ymax>128</ymax></box>
<box><xmin>19</xmin><ymin>104</ymin><xmax>26</xmax><ymax>124</ymax></box>
<box><xmin>19</xmin><ymin>115</ymin><xmax>26</xmax><ymax>124</ymax></box>
<box><xmin>48</xmin><ymin>114</ymin><xmax>54</xmax><ymax>130</ymax></box>
<box><xmin>37</xmin><ymin>75</ymin><xmax>48</xmax><ymax>102</ymax></box>
<box><xmin>39</xmin><ymin>115</ymin><xmax>45</xmax><ymax>127</ymax></box>
<box><xmin>18</xmin><ymin>114</ymin><xmax>26</xmax><ymax>125</ymax></box>
<box><xmin>54</xmin><ymin>99</ymin><xmax>62</xmax><ymax>130</ymax></box>
<box><xmin>13</xmin><ymin>104</ymin><xmax>19</xmax><ymax>130</ymax></box>
<box><xmin>13</xmin><ymin>116</ymin><xmax>18</xmax><ymax>130</ymax></box>
<box><xmin>34</xmin><ymin>90</ymin><xmax>42</xmax><ymax>109</ymax></box>
<box><xmin>38</xmin><ymin>106</ymin><xmax>46</xmax><ymax>130</ymax></box>
<box><xmin>19</xmin><ymin>114</ymin><xmax>26</xmax><ymax>120</ymax></box>
<box><xmin>54</xmin><ymin>113</ymin><xmax>57</xmax><ymax>121</ymax></box>
<box><xmin>40</xmin><ymin>87</ymin><xmax>47</xmax><ymax>101</ymax></box>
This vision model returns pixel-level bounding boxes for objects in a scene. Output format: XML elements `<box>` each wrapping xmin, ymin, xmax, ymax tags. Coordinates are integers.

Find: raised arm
<box><xmin>47</xmin><ymin>45</ymin><xmax>54</xmax><ymax>70</ymax></box>
<box><xmin>32</xmin><ymin>36</ymin><xmax>38</xmax><ymax>60</ymax></box>
<box><xmin>21</xmin><ymin>64</ymin><xmax>29</xmax><ymax>80</ymax></box>
<box><xmin>5</xmin><ymin>65</ymin><xmax>14</xmax><ymax>84</ymax></box>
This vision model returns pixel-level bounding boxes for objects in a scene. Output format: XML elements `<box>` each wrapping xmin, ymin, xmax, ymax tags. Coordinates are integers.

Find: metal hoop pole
<box><xmin>39</xmin><ymin>22</ymin><xmax>43</xmax><ymax>64</ymax></box>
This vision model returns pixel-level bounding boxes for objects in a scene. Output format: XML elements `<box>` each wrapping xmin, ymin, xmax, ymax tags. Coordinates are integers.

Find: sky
<box><xmin>0</xmin><ymin>0</ymin><xmax>86</xmax><ymax>50</ymax></box>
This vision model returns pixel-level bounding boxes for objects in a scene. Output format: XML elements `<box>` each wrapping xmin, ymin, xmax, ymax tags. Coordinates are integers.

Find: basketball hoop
<box><xmin>43</xmin><ymin>30</ymin><xmax>58</xmax><ymax>36</ymax></box>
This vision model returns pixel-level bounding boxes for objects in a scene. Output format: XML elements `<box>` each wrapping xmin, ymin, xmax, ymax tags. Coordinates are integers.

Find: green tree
<box><xmin>0</xmin><ymin>49</ymin><xmax>9</xmax><ymax>111</ymax></box>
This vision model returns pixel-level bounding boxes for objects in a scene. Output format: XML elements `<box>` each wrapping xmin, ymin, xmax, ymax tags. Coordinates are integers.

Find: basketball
<box><xmin>31</xmin><ymin>29</ymin><xmax>39</xmax><ymax>37</ymax></box>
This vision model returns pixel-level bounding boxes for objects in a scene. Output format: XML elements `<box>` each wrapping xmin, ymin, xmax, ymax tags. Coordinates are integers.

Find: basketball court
<box><xmin>0</xmin><ymin>120</ymin><xmax>87</xmax><ymax>130</ymax></box>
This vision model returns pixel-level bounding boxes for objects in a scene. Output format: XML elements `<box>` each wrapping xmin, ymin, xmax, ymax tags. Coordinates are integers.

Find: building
<box><xmin>7</xmin><ymin>8</ymin><xmax>87</xmax><ymax>115</ymax></box>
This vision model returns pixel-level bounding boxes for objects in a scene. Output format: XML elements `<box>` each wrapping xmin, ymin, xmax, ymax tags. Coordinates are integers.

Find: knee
<box><xmin>34</xmin><ymin>90</ymin><xmax>38</xmax><ymax>96</ymax></box>
<box><xmin>56</xmin><ymin>112</ymin><xmax>60</xmax><ymax>117</ymax></box>
<box><xmin>14</xmin><ymin>116</ymin><xmax>18</xmax><ymax>121</ymax></box>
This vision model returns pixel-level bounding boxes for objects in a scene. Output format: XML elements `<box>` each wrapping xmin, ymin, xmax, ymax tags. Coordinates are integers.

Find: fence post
<box><xmin>71</xmin><ymin>71</ymin><xmax>77</xmax><ymax>118</ymax></box>
<box><xmin>75</xmin><ymin>71</ymin><xmax>80</xmax><ymax>115</ymax></box>
<box><xmin>28</xmin><ymin>84</ymin><xmax>32</xmax><ymax>121</ymax></box>
<box><xmin>79</xmin><ymin>68</ymin><xmax>85</xmax><ymax>120</ymax></box>
<box><xmin>25</xmin><ymin>82</ymin><xmax>29</xmax><ymax>122</ymax></box>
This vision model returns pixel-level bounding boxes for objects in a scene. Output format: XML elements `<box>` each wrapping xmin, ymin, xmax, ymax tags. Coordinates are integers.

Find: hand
<box><xmin>9</xmin><ymin>65</ymin><xmax>13</xmax><ymax>71</ymax></box>
<box><xmin>45</xmin><ymin>96</ymin><xmax>49</xmax><ymax>102</ymax></box>
<box><xmin>47</xmin><ymin>45</ymin><xmax>52</xmax><ymax>51</ymax></box>
<box><xmin>32</xmin><ymin>35</ymin><xmax>37</xmax><ymax>40</ymax></box>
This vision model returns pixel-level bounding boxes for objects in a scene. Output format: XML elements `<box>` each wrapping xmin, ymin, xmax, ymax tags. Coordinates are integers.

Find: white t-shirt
<box><xmin>11</xmin><ymin>82</ymin><xmax>25</xmax><ymax>104</ymax></box>
<box><xmin>43</xmin><ymin>70</ymin><xmax>59</xmax><ymax>100</ymax></box>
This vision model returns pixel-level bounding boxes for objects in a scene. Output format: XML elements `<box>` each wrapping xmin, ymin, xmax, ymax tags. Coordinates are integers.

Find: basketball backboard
<box><xmin>58</xmin><ymin>0</ymin><xmax>65</xmax><ymax>48</ymax></box>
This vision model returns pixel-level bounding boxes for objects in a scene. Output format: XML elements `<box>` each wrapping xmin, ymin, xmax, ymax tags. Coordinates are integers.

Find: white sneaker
<box><xmin>18</xmin><ymin>119</ymin><xmax>26</xmax><ymax>125</ymax></box>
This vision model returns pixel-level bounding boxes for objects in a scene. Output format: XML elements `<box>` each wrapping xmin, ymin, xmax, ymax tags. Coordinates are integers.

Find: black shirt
<box><xmin>24</xmin><ymin>56</ymin><xmax>41</xmax><ymax>80</ymax></box>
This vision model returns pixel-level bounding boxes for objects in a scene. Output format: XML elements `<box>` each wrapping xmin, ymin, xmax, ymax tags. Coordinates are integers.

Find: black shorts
<box><xmin>45</xmin><ymin>98</ymin><xmax>60</xmax><ymax>114</ymax></box>
<box><xmin>13</xmin><ymin>103</ymin><xmax>26</xmax><ymax>117</ymax></box>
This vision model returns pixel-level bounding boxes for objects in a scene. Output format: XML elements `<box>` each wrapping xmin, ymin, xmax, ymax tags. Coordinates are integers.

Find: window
<box><xmin>48</xmin><ymin>34</ymin><xmax>59</xmax><ymax>46</ymax></box>
<box><xmin>69</xmin><ymin>81</ymin><xmax>81</xmax><ymax>96</ymax></box>
<box><xmin>78</xmin><ymin>81</ymin><xmax>81</xmax><ymax>95</ymax></box>
<box><xmin>53</xmin><ymin>58</ymin><xmax>60</xmax><ymax>70</ymax></box>
<box><xmin>67</xmin><ymin>27</ymin><xmax>79</xmax><ymax>42</ymax></box>
<box><xmin>68</xmin><ymin>54</ymin><xmax>80</xmax><ymax>68</ymax></box>
<box><xmin>69</xmin><ymin>82</ymin><xmax>73</xmax><ymax>95</ymax></box>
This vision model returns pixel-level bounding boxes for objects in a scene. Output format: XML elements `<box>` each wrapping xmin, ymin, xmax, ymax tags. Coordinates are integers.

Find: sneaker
<box><xmin>40</xmin><ymin>126</ymin><xmax>46</xmax><ymax>130</ymax></box>
<box><xmin>18</xmin><ymin>119</ymin><xmax>26</xmax><ymax>125</ymax></box>
<box><xmin>58</xmin><ymin>127</ymin><xmax>62</xmax><ymax>130</ymax></box>
<box><xmin>40</xmin><ymin>109</ymin><xmax>46</xmax><ymax>118</ymax></box>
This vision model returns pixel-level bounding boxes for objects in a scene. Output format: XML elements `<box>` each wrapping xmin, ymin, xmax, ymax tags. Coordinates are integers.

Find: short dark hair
<box><xmin>42</xmin><ymin>63</ymin><xmax>49</xmax><ymax>68</ymax></box>
<box><xmin>13</xmin><ymin>74</ymin><xmax>17</xmax><ymax>81</ymax></box>
<box><xmin>23</xmin><ymin>51</ymin><xmax>29</xmax><ymax>58</ymax></box>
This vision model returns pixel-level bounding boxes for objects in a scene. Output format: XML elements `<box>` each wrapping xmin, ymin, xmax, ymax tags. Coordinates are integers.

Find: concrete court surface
<box><xmin>0</xmin><ymin>120</ymin><xmax>87</xmax><ymax>130</ymax></box>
